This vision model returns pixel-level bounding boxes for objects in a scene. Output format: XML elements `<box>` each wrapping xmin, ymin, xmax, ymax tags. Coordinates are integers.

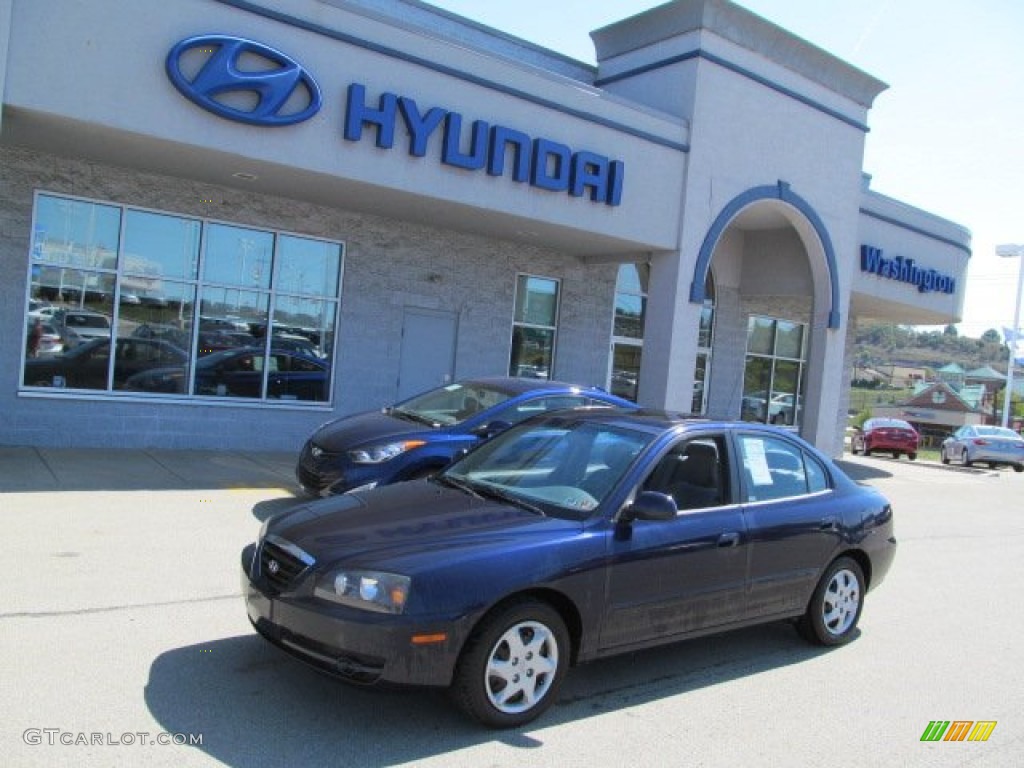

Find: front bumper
<box><xmin>241</xmin><ymin>543</ymin><xmax>463</xmax><ymax>687</ymax></box>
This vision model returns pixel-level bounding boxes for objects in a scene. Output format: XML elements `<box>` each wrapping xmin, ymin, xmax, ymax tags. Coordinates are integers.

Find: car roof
<box><xmin>458</xmin><ymin>376</ymin><xmax>620</xmax><ymax>397</ymax></box>
<box><xmin>528</xmin><ymin>407</ymin><xmax>789</xmax><ymax>435</ymax></box>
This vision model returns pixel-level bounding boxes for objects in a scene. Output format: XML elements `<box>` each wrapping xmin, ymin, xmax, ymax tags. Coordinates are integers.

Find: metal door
<box><xmin>397</xmin><ymin>307</ymin><xmax>457</xmax><ymax>400</ymax></box>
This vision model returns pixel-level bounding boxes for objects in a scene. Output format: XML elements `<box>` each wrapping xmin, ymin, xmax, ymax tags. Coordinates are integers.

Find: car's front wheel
<box><xmin>798</xmin><ymin>557</ymin><xmax>865</xmax><ymax>647</ymax></box>
<box><xmin>940</xmin><ymin>447</ymin><xmax>950</xmax><ymax>465</ymax></box>
<box><xmin>452</xmin><ymin>598</ymin><xmax>569</xmax><ymax>728</ymax></box>
<box><xmin>962</xmin><ymin>449</ymin><xmax>973</xmax><ymax>468</ymax></box>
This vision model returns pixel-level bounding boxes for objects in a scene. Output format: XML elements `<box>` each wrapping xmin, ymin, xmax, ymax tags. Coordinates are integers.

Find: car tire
<box><xmin>891</xmin><ymin>451</ymin><xmax>899</xmax><ymax>459</ymax></box>
<box><xmin>940</xmin><ymin>448</ymin><xmax>949</xmax><ymax>465</ymax></box>
<box><xmin>452</xmin><ymin>598</ymin><xmax>569</xmax><ymax>728</ymax></box>
<box><xmin>1014</xmin><ymin>464</ymin><xmax>1023</xmax><ymax>473</ymax></box>
<box><xmin>961</xmin><ymin>449</ymin><xmax>972</xmax><ymax>468</ymax></box>
<box><xmin>908</xmin><ymin>453</ymin><xmax>917</xmax><ymax>461</ymax></box>
<box><xmin>797</xmin><ymin>557</ymin><xmax>865</xmax><ymax>647</ymax></box>
<box><xmin>988</xmin><ymin>462</ymin><xmax>998</xmax><ymax>470</ymax></box>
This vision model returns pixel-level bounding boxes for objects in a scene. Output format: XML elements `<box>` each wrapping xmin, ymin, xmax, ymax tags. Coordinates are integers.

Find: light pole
<box><xmin>996</xmin><ymin>243</ymin><xmax>1024</xmax><ymax>428</ymax></box>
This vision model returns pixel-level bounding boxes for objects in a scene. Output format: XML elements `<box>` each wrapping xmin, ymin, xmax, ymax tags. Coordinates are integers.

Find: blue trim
<box><xmin>690</xmin><ymin>181</ymin><xmax>842</xmax><ymax>329</ymax></box>
<box><xmin>859</xmin><ymin>208</ymin><xmax>972</xmax><ymax>256</ymax></box>
<box><xmin>596</xmin><ymin>50</ymin><xmax>870</xmax><ymax>133</ymax></box>
<box><xmin>211</xmin><ymin>0</ymin><xmax>689</xmax><ymax>153</ymax></box>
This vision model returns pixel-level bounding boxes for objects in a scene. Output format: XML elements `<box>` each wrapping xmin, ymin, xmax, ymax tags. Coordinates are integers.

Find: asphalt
<box><xmin>0</xmin><ymin>445</ymin><xmax>299</xmax><ymax>493</ymax></box>
<box><xmin>0</xmin><ymin>444</ymin><xmax>999</xmax><ymax>495</ymax></box>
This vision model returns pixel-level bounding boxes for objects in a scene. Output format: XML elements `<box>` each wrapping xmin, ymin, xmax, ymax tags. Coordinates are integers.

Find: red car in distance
<box><xmin>851</xmin><ymin>417</ymin><xmax>919</xmax><ymax>460</ymax></box>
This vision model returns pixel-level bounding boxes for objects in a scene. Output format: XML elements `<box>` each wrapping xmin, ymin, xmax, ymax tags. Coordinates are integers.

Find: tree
<box><xmin>943</xmin><ymin>324</ymin><xmax>958</xmax><ymax>337</ymax></box>
<box><xmin>982</xmin><ymin>328</ymin><xmax>1001</xmax><ymax>344</ymax></box>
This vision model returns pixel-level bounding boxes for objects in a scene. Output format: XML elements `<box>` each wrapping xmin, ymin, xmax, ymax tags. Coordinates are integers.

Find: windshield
<box><xmin>442</xmin><ymin>416</ymin><xmax>652</xmax><ymax>519</ymax></box>
<box><xmin>394</xmin><ymin>382</ymin><xmax>514</xmax><ymax>426</ymax></box>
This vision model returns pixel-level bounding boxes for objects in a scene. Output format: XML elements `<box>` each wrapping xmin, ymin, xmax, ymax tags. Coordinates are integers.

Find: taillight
<box><xmin>972</xmin><ymin>439</ymin><xmax>989</xmax><ymax>446</ymax></box>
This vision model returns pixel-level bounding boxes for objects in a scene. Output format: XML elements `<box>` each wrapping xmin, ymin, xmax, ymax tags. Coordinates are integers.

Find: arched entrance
<box><xmin>689</xmin><ymin>182</ymin><xmax>840</xmax><ymax>442</ymax></box>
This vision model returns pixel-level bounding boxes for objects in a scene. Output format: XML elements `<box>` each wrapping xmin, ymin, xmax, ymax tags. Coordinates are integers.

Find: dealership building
<box><xmin>0</xmin><ymin>0</ymin><xmax>970</xmax><ymax>455</ymax></box>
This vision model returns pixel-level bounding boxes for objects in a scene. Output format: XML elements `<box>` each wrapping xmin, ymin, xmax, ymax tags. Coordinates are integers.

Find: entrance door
<box><xmin>397</xmin><ymin>307</ymin><xmax>457</xmax><ymax>400</ymax></box>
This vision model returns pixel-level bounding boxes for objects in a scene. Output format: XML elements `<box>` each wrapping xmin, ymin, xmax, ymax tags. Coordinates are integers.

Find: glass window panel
<box><xmin>613</xmin><ymin>293</ymin><xmax>645</xmax><ymax>339</ymax></box>
<box><xmin>740</xmin><ymin>435</ymin><xmax>809</xmax><ymax>502</ymax></box>
<box><xmin>272</xmin><ymin>295</ymin><xmax>335</xmax><ymax>360</ymax></box>
<box><xmin>122</xmin><ymin>210</ymin><xmax>200</xmax><ymax>283</ymax></box>
<box><xmin>611</xmin><ymin>343</ymin><xmax>642</xmax><ymax>402</ymax></box>
<box><xmin>202</xmin><ymin>224</ymin><xmax>273</xmax><ymax>289</ymax></box>
<box><xmin>742</xmin><ymin>356</ymin><xmax>771</xmax><ymax>422</ymax></box>
<box><xmin>692</xmin><ymin>353</ymin><xmax>708</xmax><ymax>413</ymax></box>
<box><xmin>615</xmin><ymin>263</ymin><xmax>648</xmax><ymax>295</ymax></box>
<box><xmin>510</xmin><ymin>327</ymin><xmax>554</xmax><ymax>379</ymax></box>
<box><xmin>775</xmin><ymin>320</ymin><xmax>803</xmax><ymax>359</ymax></box>
<box><xmin>747</xmin><ymin>316</ymin><xmax>774</xmax><ymax>355</ymax></box>
<box><xmin>197</xmin><ymin>289</ymin><xmax>269</xmax><ymax>398</ymax></box>
<box><xmin>514</xmin><ymin>276</ymin><xmax>558</xmax><ymax>327</ymax></box>
<box><xmin>769</xmin><ymin>360</ymin><xmax>801</xmax><ymax>426</ymax></box>
<box><xmin>698</xmin><ymin>305</ymin><xmax>714</xmax><ymax>348</ymax></box>
<box><xmin>274</xmin><ymin>235</ymin><xmax>342</xmax><ymax>297</ymax></box>
<box><xmin>32</xmin><ymin>195</ymin><xmax>120</xmax><ymax>270</ymax></box>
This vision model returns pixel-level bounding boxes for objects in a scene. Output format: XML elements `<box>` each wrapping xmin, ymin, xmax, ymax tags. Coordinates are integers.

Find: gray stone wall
<box><xmin>0</xmin><ymin>146</ymin><xmax>617</xmax><ymax>450</ymax></box>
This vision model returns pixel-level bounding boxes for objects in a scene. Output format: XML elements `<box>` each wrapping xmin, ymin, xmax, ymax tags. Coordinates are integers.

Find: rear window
<box><xmin>66</xmin><ymin>313</ymin><xmax>110</xmax><ymax>329</ymax></box>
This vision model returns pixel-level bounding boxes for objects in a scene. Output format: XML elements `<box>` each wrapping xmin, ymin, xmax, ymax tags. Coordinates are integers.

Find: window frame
<box><xmin>509</xmin><ymin>273</ymin><xmax>561</xmax><ymax>380</ymax></box>
<box><xmin>21</xmin><ymin>191</ymin><xmax>343</xmax><ymax>408</ymax></box>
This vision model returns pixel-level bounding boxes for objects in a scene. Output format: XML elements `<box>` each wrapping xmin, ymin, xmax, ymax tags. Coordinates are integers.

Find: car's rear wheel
<box><xmin>891</xmin><ymin>451</ymin><xmax>899</xmax><ymax>459</ymax></box>
<box><xmin>798</xmin><ymin>557</ymin><xmax>864</xmax><ymax>647</ymax></box>
<box><xmin>908</xmin><ymin>453</ymin><xmax>917</xmax><ymax>461</ymax></box>
<box><xmin>961</xmin><ymin>449</ymin><xmax>973</xmax><ymax>467</ymax></box>
<box><xmin>452</xmin><ymin>598</ymin><xmax>569</xmax><ymax>728</ymax></box>
<box><xmin>1014</xmin><ymin>464</ymin><xmax>1024</xmax><ymax>473</ymax></box>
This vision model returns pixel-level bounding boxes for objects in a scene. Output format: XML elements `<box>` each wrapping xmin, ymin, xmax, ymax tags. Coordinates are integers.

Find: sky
<box><xmin>424</xmin><ymin>0</ymin><xmax>1024</xmax><ymax>339</ymax></box>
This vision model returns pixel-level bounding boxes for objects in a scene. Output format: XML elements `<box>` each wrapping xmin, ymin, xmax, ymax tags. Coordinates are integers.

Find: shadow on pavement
<box><xmin>834</xmin><ymin>459</ymin><xmax>893</xmax><ymax>481</ymax></box>
<box><xmin>0</xmin><ymin>447</ymin><xmax>300</xmax><ymax>493</ymax></box>
<box><xmin>145</xmin><ymin>622</ymin><xmax>838</xmax><ymax>766</ymax></box>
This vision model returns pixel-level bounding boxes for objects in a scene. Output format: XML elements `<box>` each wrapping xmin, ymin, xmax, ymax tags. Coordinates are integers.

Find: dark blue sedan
<box><xmin>244</xmin><ymin>409</ymin><xmax>896</xmax><ymax>727</ymax></box>
<box><xmin>295</xmin><ymin>377</ymin><xmax>636</xmax><ymax>495</ymax></box>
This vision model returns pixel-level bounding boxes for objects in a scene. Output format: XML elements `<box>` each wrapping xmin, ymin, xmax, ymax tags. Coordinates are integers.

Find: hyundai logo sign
<box><xmin>166</xmin><ymin>35</ymin><xmax>321</xmax><ymax>126</ymax></box>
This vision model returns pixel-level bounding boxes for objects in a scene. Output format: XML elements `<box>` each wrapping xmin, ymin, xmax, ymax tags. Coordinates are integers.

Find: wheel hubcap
<box><xmin>821</xmin><ymin>568</ymin><xmax>860</xmax><ymax>636</ymax></box>
<box><xmin>484</xmin><ymin>620</ymin><xmax>559</xmax><ymax>714</ymax></box>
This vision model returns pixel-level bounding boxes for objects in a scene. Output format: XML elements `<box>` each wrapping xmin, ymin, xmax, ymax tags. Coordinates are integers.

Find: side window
<box><xmin>804</xmin><ymin>452</ymin><xmax>829</xmax><ymax>493</ymax></box>
<box><xmin>642</xmin><ymin>436</ymin><xmax>728</xmax><ymax>511</ymax></box>
<box><xmin>739</xmin><ymin>434</ymin><xmax>813</xmax><ymax>502</ymax></box>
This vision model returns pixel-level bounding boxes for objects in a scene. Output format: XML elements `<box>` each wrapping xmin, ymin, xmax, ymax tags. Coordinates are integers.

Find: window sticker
<box><xmin>741</xmin><ymin>437</ymin><xmax>774</xmax><ymax>486</ymax></box>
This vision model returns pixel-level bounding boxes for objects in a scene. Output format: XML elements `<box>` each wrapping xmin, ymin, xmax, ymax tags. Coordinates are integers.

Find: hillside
<box><xmin>852</xmin><ymin>322</ymin><xmax>1008</xmax><ymax>374</ymax></box>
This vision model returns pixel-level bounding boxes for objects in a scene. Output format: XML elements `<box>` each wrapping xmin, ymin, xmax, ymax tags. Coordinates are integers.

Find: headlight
<box><xmin>314</xmin><ymin>569</ymin><xmax>410</xmax><ymax>614</ymax></box>
<box><xmin>348</xmin><ymin>440</ymin><xmax>425</xmax><ymax>464</ymax></box>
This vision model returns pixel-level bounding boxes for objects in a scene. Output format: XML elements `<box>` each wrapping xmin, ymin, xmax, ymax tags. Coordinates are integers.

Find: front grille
<box><xmin>259</xmin><ymin>536</ymin><xmax>315</xmax><ymax>593</ymax></box>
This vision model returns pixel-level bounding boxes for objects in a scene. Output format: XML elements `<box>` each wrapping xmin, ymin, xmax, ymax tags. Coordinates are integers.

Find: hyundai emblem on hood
<box><xmin>166</xmin><ymin>35</ymin><xmax>322</xmax><ymax>126</ymax></box>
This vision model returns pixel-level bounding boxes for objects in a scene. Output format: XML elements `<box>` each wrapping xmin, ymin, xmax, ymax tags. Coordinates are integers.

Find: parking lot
<box><xmin>1</xmin><ymin>448</ymin><xmax>1020</xmax><ymax>767</ymax></box>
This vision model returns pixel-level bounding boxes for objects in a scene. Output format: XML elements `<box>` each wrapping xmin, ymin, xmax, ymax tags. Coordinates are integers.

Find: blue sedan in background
<box><xmin>295</xmin><ymin>377</ymin><xmax>636</xmax><ymax>496</ymax></box>
<box><xmin>246</xmin><ymin>409</ymin><xmax>896</xmax><ymax>727</ymax></box>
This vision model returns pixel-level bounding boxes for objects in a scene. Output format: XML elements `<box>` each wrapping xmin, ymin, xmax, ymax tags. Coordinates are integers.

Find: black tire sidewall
<box><xmin>452</xmin><ymin>599</ymin><xmax>569</xmax><ymax>728</ymax></box>
<box><xmin>799</xmin><ymin>557</ymin><xmax>865</xmax><ymax>647</ymax></box>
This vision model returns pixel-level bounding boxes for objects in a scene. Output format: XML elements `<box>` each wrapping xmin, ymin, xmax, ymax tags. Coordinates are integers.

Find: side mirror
<box><xmin>472</xmin><ymin>420</ymin><xmax>512</xmax><ymax>439</ymax></box>
<box><xmin>622</xmin><ymin>491</ymin><xmax>677</xmax><ymax>522</ymax></box>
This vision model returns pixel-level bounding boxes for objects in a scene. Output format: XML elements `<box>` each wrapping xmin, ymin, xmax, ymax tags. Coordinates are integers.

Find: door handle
<box><xmin>717</xmin><ymin>532</ymin><xmax>740</xmax><ymax>548</ymax></box>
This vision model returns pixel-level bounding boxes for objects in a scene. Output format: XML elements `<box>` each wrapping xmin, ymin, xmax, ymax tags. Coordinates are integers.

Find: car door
<box><xmin>734</xmin><ymin>432</ymin><xmax>840</xmax><ymax>620</ymax></box>
<box><xmin>599</xmin><ymin>433</ymin><xmax>748</xmax><ymax>652</ymax></box>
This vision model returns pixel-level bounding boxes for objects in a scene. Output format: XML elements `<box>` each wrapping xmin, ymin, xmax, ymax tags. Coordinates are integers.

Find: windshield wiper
<box><xmin>389</xmin><ymin>407</ymin><xmax>440</xmax><ymax>428</ymax></box>
<box><xmin>468</xmin><ymin>482</ymin><xmax>546</xmax><ymax>517</ymax></box>
<box><xmin>434</xmin><ymin>474</ymin><xmax>483</xmax><ymax>499</ymax></box>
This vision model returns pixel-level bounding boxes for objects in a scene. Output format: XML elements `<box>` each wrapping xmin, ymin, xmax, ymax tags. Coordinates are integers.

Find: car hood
<box><xmin>265</xmin><ymin>480</ymin><xmax>580</xmax><ymax>569</ymax></box>
<box><xmin>311</xmin><ymin>410</ymin><xmax>441</xmax><ymax>451</ymax></box>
